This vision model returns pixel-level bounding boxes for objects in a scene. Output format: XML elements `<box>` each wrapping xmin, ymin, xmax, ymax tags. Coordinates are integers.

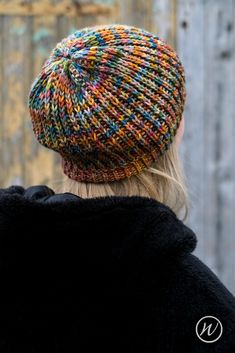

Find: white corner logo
<box><xmin>196</xmin><ymin>316</ymin><xmax>223</xmax><ymax>343</ymax></box>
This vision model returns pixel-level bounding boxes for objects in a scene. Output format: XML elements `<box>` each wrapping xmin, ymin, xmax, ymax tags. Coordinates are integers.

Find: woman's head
<box><xmin>28</xmin><ymin>24</ymin><xmax>188</xmax><ymax>222</ymax></box>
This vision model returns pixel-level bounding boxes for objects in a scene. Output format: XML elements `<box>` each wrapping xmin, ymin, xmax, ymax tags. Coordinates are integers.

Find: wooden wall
<box><xmin>0</xmin><ymin>0</ymin><xmax>117</xmax><ymax>188</ymax></box>
<box><xmin>177</xmin><ymin>0</ymin><xmax>235</xmax><ymax>295</ymax></box>
<box><xmin>0</xmin><ymin>0</ymin><xmax>235</xmax><ymax>294</ymax></box>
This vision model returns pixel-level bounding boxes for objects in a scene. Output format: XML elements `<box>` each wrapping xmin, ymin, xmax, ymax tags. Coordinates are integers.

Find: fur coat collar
<box><xmin>0</xmin><ymin>185</ymin><xmax>235</xmax><ymax>353</ymax></box>
<box><xmin>0</xmin><ymin>184</ymin><xmax>197</xmax><ymax>264</ymax></box>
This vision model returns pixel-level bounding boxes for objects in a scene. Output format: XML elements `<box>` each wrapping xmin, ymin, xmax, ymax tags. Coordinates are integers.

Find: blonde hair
<box><xmin>58</xmin><ymin>139</ymin><xmax>189</xmax><ymax>223</ymax></box>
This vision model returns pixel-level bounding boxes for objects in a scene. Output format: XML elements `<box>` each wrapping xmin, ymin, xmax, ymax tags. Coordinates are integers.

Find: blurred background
<box><xmin>0</xmin><ymin>0</ymin><xmax>235</xmax><ymax>293</ymax></box>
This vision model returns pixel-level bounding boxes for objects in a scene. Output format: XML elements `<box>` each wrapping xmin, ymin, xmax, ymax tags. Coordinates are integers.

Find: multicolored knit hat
<box><xmin>29</xmin><ymin>24</ymin><xmax>186</xmax><ymax>183</ymax></box>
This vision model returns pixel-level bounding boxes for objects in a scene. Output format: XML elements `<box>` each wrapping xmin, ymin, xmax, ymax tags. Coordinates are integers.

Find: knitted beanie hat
<box><xmin>29</xmin><ymin>24</ymin><xmax>186</xmax><ymax>183</ymax></box>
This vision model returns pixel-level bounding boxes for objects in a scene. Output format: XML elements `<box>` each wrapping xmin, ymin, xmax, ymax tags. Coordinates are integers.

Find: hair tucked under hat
<box><xmin>29</xmin><ymin>24</ymin><xmax>186</xmax><ymax>183</ymax></box>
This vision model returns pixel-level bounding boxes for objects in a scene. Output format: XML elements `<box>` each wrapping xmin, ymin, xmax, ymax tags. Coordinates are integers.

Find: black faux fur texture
<box><xmin>0</xmin><ymin>185</ymin><xmax>235</xmax><ymax>353</ymax></box>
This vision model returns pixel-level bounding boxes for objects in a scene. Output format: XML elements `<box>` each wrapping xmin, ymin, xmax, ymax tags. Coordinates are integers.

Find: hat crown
<box><xmin>29</xmin><ymin>24</ymin><xmax>186</xmax><ymax>183</ymax></box>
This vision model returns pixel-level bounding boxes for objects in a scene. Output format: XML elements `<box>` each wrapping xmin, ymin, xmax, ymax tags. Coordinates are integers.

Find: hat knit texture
<box><xmin>29</xmin><ymin>24</ymin><xmax>186</xmax><ymax>183</ymax></box>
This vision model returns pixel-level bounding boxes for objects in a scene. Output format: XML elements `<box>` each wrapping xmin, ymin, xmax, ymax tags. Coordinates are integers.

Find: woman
<box><xmin>0</xmin><ymin>24</ymin><xmax>235</xmax><ymax>353</ymax></box>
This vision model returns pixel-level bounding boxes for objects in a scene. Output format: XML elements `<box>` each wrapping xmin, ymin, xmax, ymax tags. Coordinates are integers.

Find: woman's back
<box><xmin>0</xmin><ymin>185</ymin><xmax>235</xmax><ymax>352</ymax></box>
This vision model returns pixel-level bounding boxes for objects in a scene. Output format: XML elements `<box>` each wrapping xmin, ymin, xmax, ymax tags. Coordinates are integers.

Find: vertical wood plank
<box><xmin>0</xmin><ymin>15</ymin><xmax>4</xmax><ymax>185</ymax></box>
<box><xmin>1</xmin><ymin>16</ymin><xmax>27</xmax><ymax>186</ymax></box>
<box><xmin>89</xmin><ymin>0</ymin><xmax>119</xmax><ymax>25</ymax></box>
<box><xmin>177</xmin><ymin>0</ymin><xmax>235</xmax><ymax>294</ymax></box>
<box><xmin>176</xmin><ymin>0</ymin><xmax>209</xmax><ymax>268</ymax></box>
<box><xmin>152</xmin><ymin>0</ymin><xmax>177</xmax><ymax>47</ymax></box>
<box><xmin>203</xmin><ymin>0</ymin><xmax>235</xmax><ymax>293</ymax></box>
<box><xmin>118</xmin><ymin>0</ymin><xmax>153</xmax><ymax>31</ymax></box>
<box><xmin>24</xmin><ymin>14</ymin><xmax>58</xmax><ymax>188</ymax></box>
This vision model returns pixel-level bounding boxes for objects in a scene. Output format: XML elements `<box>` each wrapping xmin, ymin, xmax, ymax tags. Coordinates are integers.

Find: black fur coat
<box><xmin>0</xmin><ymin>185</ymin><xmax>235</xmax><ymax>353</ymax></box>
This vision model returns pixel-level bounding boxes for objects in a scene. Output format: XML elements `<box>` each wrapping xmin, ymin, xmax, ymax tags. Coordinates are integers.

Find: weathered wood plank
<box><xmin>24</xmin><ymin>14</ymin><xmax>58</xmax><ymax>187</ymax></box>
<box><xmin>118</xmin><ymin>0</ymin><xmax>154</xmax><ymax>31</ymax></box>
<box><xmin>152</xmin><ymin>0</ymin><xmax>177</xmax><ymax>47</ymax></box>
<box><xmin>1</xmin><ymin>16</ymin><xmax>27</xmax><ymax>186</ymax></box>
<box><xmin>0</xmin><ymin>15</ymin><xmax>4</xmax><ymax>185</ymax></box>
<box><xmin>176</xmin><ymin>0</ymin><xmax>209</xmax><ymax>268</ymax></box>
<box><xmin>203</xmin><ymin>0</ymin><xmax>235</xmax><ymax>293</ymax></box>
<box><xmin>0</xmin><ymin>0</ymin><xmax>112</xmax><ymax>17</ymax></box>
<box><xmin>177</xmin><ymin>0</ymin><xmax>235</xmax><ymax>294</ymax></box>
<box><xmin>22</xmin><ymin>16</ymin><xmax>34</xmax><ymax>187</ymax></box>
